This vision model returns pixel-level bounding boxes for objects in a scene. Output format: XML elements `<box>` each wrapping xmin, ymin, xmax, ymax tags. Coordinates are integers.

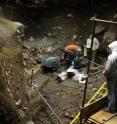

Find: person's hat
<box><xmin>108</xmin><ymin>41</ymin><xmax>117</xmax><ymax>52</ymax></box>
<box><xmin>108</xmin><ymin>41</ymin><xmax>117</xmax><ymax>48</ymax></box>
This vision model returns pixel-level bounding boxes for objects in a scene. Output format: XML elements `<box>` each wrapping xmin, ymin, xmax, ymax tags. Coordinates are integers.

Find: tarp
<box><xmin>42</xmin><ymin>57</ymin><xmax>60</xmax><ymax>68</ymax></box>
<box><xmin>58</xmin><ymin>66</ymin><xmax>87</xmax><ymax>83</ymax></box>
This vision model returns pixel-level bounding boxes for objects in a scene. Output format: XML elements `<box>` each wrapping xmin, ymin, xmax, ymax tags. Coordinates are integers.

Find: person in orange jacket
<box><xmin>61</xmin><ymin>43</ymin><xmax>81</xmax><ymax>67</ymax></box>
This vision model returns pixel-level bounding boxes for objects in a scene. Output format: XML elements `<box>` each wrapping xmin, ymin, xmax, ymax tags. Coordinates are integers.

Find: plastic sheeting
<box><xmin>58</xmin><ymin>66</ymin><xmax>87</xmax><ymax>83</ymax></box>
<box><xmin>58</xmin><ymin>71</ymin><xmax>68</xmax><ymax>81</ymax></box>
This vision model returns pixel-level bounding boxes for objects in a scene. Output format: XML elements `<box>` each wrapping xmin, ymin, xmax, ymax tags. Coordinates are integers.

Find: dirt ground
<box><xmin>0</xmin><ymin>3</ymin><xmax>117</xmax><ymax>124</ymax></box>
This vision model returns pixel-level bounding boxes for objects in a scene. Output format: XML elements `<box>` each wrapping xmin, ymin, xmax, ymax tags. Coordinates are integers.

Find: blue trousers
<box><xmin>106</xmin><ymin>78</ymin><xmax>117</xmax><ymax>111</ymax></box>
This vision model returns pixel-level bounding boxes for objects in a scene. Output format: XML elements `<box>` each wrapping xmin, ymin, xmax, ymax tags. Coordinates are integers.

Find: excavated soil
<box><xmin>0</xmin><ymin>2</ymin><xmax>117</xmax><ymax>124</ymax></box>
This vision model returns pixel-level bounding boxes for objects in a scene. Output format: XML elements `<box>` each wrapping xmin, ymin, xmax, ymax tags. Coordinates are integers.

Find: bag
<box><xmin>42</xmin><ymin>57</ymin><xmax>60</xmax><ymax>71</ymax></box>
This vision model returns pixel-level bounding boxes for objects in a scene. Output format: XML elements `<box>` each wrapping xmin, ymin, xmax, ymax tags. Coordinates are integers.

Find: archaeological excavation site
<box><xmin>0</xmin><ymin>0</ymin><xmax>117</xmax><ymax>124</ymax></box>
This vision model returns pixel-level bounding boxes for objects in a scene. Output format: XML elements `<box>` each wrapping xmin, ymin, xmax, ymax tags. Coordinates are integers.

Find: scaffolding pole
<box><xmin>80</xmin><ymin>17</ymin><xmax>96</xmax><ymax>124</ymax></box>
<box><xmin>82</xmin><ymin>17</ymin><xmax>96</xmax><ymax>108</ymax></box>
<box><xmin>79</xmin><ymin>17</ymin><xmax>117</xmax><ymax>124</ymax></box>
<box><xmin>90</xmin><ymin>18</ymin><xmax>117</xmax><ymax>24</ymax></box>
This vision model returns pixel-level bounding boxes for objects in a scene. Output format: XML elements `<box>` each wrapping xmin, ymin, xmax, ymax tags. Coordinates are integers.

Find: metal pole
<box><xmin>90</xmin><ymin>18</ymin><xmax>117</xmax><ymax>25</ymax></box>
<box><xmin>79</xmin><ymin>109</ymin><xmax>83</xmax><ymax>124</ymax></box>
<box><xmin>82</xmin><ymin>17</ymin><xmax>96</xmax><ymax>107</ymax></box>
<box><xmin>32</xmin><ymin>84</ymin><xmax>64</xmax><ymax>124</ymax></box>
<box><xmin>31</xmin><ymin>69</ymin><xmax>34</xmax><ymax>85</ymax></box>
<box><xmin>79</xmin><ymin>17</ymin><xmax>96</xmax><ymax>124</ymax></box>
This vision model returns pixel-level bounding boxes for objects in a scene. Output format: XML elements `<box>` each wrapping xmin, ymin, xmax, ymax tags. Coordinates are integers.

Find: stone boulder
<box><xmin>95</xmin><ymin>24</ymin><xmax>107</xmax><ymax>34</ymax></box>
<box><xmin>103</xmin><ymin>31</ymin><xmax>117</xmax><ymax>45</ymax></box>
<box><xmin>0</xmin><ymin>17</ymin><xmax>24</xmax><ymax>42</ymax></box>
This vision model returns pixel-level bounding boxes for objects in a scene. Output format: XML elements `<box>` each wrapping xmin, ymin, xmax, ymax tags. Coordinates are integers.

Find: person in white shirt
<box><xmin>84</xmin><ymin>34</ymin><xmax>100</xmax><ymax>61</ymax></box>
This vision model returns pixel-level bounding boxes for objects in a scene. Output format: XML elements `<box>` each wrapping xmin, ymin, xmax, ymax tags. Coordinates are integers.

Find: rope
<box><xmin>32</xmin><ymin>84</ymin><xmax>64</xmax><ymax>124</ymax></box>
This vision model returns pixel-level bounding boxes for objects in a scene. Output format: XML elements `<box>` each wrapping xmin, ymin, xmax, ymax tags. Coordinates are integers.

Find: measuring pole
<box><xmin>31</xmin><ymin>69</ymin><xmax>34</xmax><ymax>85</ymax></box>
<box><xmin>79</xmin><ymin>17</ymin><xmax>96</xmax><ymax>124</ymax></box>
<box><xmin>82</xmin><ymin>17</ymin><xmax>96</xmax><ymax>107</ymax></box>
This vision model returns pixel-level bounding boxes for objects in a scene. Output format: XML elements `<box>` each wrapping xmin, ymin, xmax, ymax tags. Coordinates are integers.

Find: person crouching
<box><xmin>61</xmin><ymin>43</ymin><xmax>81</xmax><ymax>68</ymax></box>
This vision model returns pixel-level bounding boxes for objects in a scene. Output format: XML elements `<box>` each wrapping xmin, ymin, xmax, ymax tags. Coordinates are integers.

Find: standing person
<box><xmin>61</xmin><ymin>43</ymin><xmax>81</xmax><ymax>68</ymax></box>
<box><xmin>84</xmin><ymin>34</ymin><xmax>100</xmax><ymax>61</ymax></box>
<box><xmin>103</xmin><ymin>41</ymin><xmax>117</xmax><ymax>113</ymax></box>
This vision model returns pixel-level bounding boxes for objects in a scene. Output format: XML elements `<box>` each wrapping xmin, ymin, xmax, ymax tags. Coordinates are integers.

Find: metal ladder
<box><xmin>70</xmin><ymin>82</ymin><xmax>108</xmax><ymax>124</ymax></box>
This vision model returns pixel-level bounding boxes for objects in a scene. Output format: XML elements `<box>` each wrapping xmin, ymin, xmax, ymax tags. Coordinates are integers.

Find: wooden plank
<box><xmin>105</xmin><ymin>115</ymin><xmax>117</xmax><ymax>124</ymax></box>
<box><xmin>81</xmin><ymin>96</ymin><xmax>108</xmax><ymax>119</ymax></box>
<box><xmin>90</xmin><ymin>110</ymin><xmax>117</xmax><ymax>123</ymax></box>
<box><xmin>88</xmin><ymin>118</ymin><xmax>101</xmax><ymax>124</ymax></box>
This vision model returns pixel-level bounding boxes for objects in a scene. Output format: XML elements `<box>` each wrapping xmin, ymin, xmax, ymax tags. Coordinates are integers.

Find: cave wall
<box><xmin>61</xmin><ymin>0</ymin><xmax>89</xmax><ymax>7</ymax></box>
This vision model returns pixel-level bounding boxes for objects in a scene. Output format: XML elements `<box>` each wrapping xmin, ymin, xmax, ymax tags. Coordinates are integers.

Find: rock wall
<box><xmin>61</xmin><ymin>0</ymin><xmax>88</xmax><ymax>6</ymax></box>
<box><xmin>0</xmin><ymin>92</ymin><xmax>20</xmax><ymax>124</ymax></box>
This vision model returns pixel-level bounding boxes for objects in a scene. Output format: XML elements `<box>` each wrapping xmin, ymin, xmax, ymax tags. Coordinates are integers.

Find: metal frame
<box><xmin>79</xmin><ymin>17</ymin><xmax>117</xmax><ymax>124</ymax></box>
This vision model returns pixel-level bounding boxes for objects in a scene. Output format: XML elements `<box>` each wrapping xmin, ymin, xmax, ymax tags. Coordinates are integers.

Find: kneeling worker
<box><xmin>61</xmin><ymin>43</ymin><xmax>81</xmax><ymax>68</ymax></box>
